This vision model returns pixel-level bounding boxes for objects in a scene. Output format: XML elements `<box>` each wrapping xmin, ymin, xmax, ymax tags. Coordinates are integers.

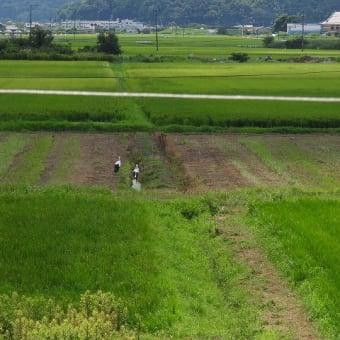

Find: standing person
<box><xmin>132</xmin><ymin>164</ymin><xmax>139</xmax><ymax>181</ymax></box>
<box><xmin>114</xmin><ymin>156</ymin><xmax>121</xmax><ymax>173</ymax></box>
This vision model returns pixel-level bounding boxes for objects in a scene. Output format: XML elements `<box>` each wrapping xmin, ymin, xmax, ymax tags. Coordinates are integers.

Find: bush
<box><xmin>97</xmin><ymin>32</ymin><xmax>122</xmax><ymax>55</ymax></box>
<box><xmin>0</xmin><ymin>291</ymin><xmax>137</xmax><ymax>339</ymax></box>
<box><xmin>263</xmin><ymin>36</ymin><xmax>275</xmax><ymax>47</ymax></box>
<box><xmin>229</xmin><ymin>52</ymin><xmax>249</xmax><ymax>62</ymax></box>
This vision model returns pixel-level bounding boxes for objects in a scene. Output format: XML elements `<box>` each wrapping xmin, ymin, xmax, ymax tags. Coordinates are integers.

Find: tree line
<box><xmin>0</xmin><ymin>0</ymin><xmax>338</xmax><ymax>27</ymax></box>
<box><xmin>0</xmin><ymin>27</ymin><xmax>121</xmax><ymax>61</ymax></box>
<box><xmin>56</xmin><ymin>0</ymin><xmax>337</xmax><ymax>26</ymax></box>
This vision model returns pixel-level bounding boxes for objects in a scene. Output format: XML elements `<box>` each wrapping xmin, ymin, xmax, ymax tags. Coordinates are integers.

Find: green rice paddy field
<box><xmin>0</xmin><ymin>39</ymin><xmax>339</xmax><ymax>339</ymax></box>
<box><xmin>0</xmin><ymin>60</ymin><xmax>339</xmax><ymax>131</ymax></box>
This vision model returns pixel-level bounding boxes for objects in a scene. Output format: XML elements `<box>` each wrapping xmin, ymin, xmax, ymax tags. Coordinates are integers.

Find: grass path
<box><xmin>216</xmin><ymin>205</ymin><xmax>320</xmax><ymax>339</ymax></box>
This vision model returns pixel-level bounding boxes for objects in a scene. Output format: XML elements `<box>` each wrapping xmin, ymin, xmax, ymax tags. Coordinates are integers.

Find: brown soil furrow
<box><xmin>218</xmin><ymin>212</ymin><xmax>319</xmax><ymax>339</ymax></box>
<box><xmin>71</xmin><ymin>133</ymin><xmax>127</xmax><ymax>189</ymax></box>
<box><xmin>168</xmin><ymin>135</ymin><xmax>252</xmax><ymax>191</ymax></box>
<box><xmin>216</xmin><ymin>135</ymin><xmax>288</xmax><ymax>187</ymax></box>
<box><xmin>39</xmin><ymin>134</ymin><xmax>65</xmax><ymax>185</ymax></box>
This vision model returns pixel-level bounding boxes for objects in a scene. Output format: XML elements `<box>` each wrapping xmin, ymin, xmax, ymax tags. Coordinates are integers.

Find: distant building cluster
<box><xmin>286</xmin><ymin>11</ymin><xmax>340</xmax><ymax>35</ymax></box>
<box><xmin>0</xmin><ymin>11</ymin><xmax>339</xmax><ymax>36</ymax></box>
<box><xmin>58</xmin><ymin>19</ymin><xmax>145</xmax><ymax>33</ymax></box>
<box><xmin>0</xmin><ymin>18</ymin><xmax>145</xmax><ymax>35</ymax></box>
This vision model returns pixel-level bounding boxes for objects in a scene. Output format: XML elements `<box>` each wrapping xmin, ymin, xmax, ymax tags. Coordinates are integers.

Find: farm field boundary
<box><xmin>1</xmin><ymin>89</ymin><xmax>340</xmax><ymax>102</ymax></box>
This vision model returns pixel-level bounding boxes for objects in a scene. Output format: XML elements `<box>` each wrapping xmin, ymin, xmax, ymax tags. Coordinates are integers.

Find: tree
<box><xmin>273</xmin><ymin>14</ymin><xmax>300</xmax><ymax>33</ymax></box>
<box><xmin>30</xmin><ymin>26</ymin><xmax>54</xmax><ymax>48</ymax></box>
<box><xmin>97</xmin><ymin>32</ymin><xmax>121</xmax><ymax>54</ymax></box>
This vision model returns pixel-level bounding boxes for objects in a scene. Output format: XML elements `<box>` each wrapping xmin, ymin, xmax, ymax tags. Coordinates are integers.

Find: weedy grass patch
<box><xmin>1</xmin><ymin>135</ymin><xmax>53</xmax><ymax>185</ymax></box>
<box><xmin>241</xmin><ymin>136</ymin><xmax>340</xmax><ymax>188</ymax></box>
<box><xmin>248</xmin><ymin>197</ymin><xmax>340</xmax><ymax>339</ymax></box>
<box><xmin>0</xmin><ymin>134</ymin><xmax>27</xmax><ymax>177</ymax></box>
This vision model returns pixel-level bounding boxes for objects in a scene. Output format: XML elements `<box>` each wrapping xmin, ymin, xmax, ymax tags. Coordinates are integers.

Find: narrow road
<box><xmin>1</xmin><ymin>89</ymin><xmax>340</xmax><ymax>102</ymax></box>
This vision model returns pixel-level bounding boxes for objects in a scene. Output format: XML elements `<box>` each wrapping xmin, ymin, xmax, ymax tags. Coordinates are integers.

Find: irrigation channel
<box><xmin>1</xmin><ymin>89</ymin><xmax>340</xmax><ymax>102</ymax></box>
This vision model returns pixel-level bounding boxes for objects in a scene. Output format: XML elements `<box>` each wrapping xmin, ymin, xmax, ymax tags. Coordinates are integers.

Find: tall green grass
<box><xmin>248</xmin><ymin>198</ymin><xmax>340</xmax><ymax>339</ymax></box>
<box><xmin>0</xmin><ymin>187</ymin><xmax>261</xmax><ymax>337</ymax></box>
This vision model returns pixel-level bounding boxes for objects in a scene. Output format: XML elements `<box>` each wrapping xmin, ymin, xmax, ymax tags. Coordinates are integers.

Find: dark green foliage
<box><xmin>286</xmin><ymin>36</ymin><xmax>305</xmax><ymax>49</ymax></box>
<box><xmin>0</xmin><ymin>0</ymin><xmax>338</xmax><ymax>27</ymax></box>
<box><xmin>30</xmin><ymin>26</ymin><xmax>54</xmax><ymax>48</ymax></box>
<box><xmin>229</xmin><ymin>52</ymin><xmax>249</xmax><ymax>62</ymax></box>
<box><xmin>272</xmin><ymin>14</ymin><xmax>300</xmax><ymax>33</ymax></box>
<box><xmin>263</xmin><ymin>36</ymin><xmax>274</xmax><ymax>48</ymax></box>
<box><xmin>97</xmin><ymin>32</ymin><xmax>122</xmax><ymax>55</ymax></box>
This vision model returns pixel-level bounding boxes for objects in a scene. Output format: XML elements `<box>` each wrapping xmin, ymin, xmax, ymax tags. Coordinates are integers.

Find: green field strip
<box><xmin>42</xmin><ymin>135</ymin><xmax>81</xmax><ymax>185</ymax></box>
<box><xmin>240</xmin><ymin>138</ymin><xmax>298</xmax><ymax>185</ymax></box>
<box><xmin>241</xmin><ymin>137</ymin><xmax>340</xmax><ymax>189</ymax></box>
<box><xmin>0</xmin><ymin>60</ymin><xmax>115</xmax><ymax>77</ymax></box>
<box><xmin>2</xmin><ymin>135</ymin><xmax>54</xmax><ymax>185</ymax></box>
<box><xmin>0</xmin><ymin>134</ymin><xmax>27</xmax><ymax>179</ymax></box>
<box><xmin>249</xmin><ymin>198</ymin><xmax>340</xmax><ymax>338</ymax></box>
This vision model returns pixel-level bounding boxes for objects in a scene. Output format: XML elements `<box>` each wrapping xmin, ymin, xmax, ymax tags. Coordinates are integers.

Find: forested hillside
<box><xmin>0</xmin><ymin>0</ymin><xmax>338</xmax><ymax>26</ymax></box>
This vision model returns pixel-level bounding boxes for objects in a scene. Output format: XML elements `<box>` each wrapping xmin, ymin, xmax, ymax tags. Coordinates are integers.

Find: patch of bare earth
<box><xmin>38</xmin><ymin>133</ymin><xmax>129</xmax><ymax>189</ymax></box>
<box><xmin>70</xmin><ymin>133</ymin><xmax>128</xmax><ymax>189</ymax></box>
<box><xmin>217</xmin><ymin>208</ymin><xmax>320</xmax><ymax>339</ymax></box>
<box><xmin>166</xmin><ymin>134</ymin><xmax>288</xmax><ymax>192</ymax></box>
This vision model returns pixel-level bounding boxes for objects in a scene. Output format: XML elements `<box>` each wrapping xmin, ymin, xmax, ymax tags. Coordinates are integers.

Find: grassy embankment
<box><xmin>249</xmin><ymin>197</ymin><xmax>340</xmax><ymax>339</ymax></box>
<box><xmin>0</xmin><ymin>186</ymin><xmax>262</xmax><ymax>338</ymax></box>
<box><xmin>0</xmin><ymin>187</ymin><xmax>339</xmax><ymax>338</ymax></box>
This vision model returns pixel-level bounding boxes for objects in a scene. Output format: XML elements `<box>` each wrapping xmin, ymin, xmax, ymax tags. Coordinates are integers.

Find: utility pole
<box><xmin>301</xmin><ymin>11</ymin><xmax>305</xmax><ymax>52</ymax></box>
<box><xmin>29</xmin><ymin>5</ymin><xmax>32</xmax><ymax>38</ymax></box>
<box><xmin>155</xmin><ymin>9</ymin><xmax>159</xmax><ymax>51</ymax></box>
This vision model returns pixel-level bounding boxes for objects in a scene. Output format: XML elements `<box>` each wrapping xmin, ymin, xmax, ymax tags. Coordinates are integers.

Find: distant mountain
<box><xmin>0</xmin><ymin>0</ymin><xmax>69</xmax><ymax>22</ymax></box>
<box><xmin>0</xmin><ymin>0</ymin><xmax>338</xmax><ymax>26</ymax></box>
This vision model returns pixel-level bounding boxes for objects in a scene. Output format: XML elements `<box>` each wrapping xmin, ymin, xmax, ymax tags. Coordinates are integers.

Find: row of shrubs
<box><xmin>0</xmin><ymin>119</ymin><xmax>339</xmax><ymax>134</ymax></box>
<box><xmin>0</xmin><ymin>51</ymin><xmax>122</xmax><ymax>62</ymax></box>
<box><xmin>263</xmin><ymin>36</ymin><xmax>340</xmax><ymax>50</ymax></box>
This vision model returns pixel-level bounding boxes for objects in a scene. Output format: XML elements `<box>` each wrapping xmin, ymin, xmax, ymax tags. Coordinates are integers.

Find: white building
<box><xmin>321</xmin><ymin>11</ymin><xmax>340</xmax><ymax>33</ymax></box>
<box><xmin>287</xmin><ymin>23</ymin><xmax>322</xmax><ymax>35</ymax></box>
<box><xmin>58</xmin><ymin>19</ymin><xmax>145</xmax><ymax>33</ymax></box>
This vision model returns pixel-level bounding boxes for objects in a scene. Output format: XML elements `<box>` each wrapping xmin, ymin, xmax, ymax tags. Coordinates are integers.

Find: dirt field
<box><xmin>1</xmin><ymin>132</ymin><xmax>339</xmax><ymax>191</ymax></box>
